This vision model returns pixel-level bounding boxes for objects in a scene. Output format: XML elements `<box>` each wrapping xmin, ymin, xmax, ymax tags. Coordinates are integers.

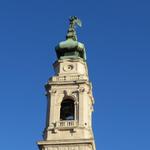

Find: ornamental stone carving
<box><xmin>49</xmin><ymin>89</ymin><xmax>57</xmax><ymax>94</ymax></box>
<box><xmin>63</xmin><ymin>64</ymin><xmax>74</xmax><ymax>72</ymax></box>
<box><xmin>78</xmin><ymin>87</ymin><xmax>85</xmax><ymax>93</ymax></box>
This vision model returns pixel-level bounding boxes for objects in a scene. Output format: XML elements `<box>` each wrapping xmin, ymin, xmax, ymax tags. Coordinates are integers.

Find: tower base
<box><xmin>37</xmin><ymin>139</ymin><xmax>96</xmax><ymax>150</ymax></box>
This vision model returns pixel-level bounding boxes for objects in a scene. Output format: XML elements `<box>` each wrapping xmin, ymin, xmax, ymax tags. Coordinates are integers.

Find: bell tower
<box><xmin>37</xmin><ymin>16</ymin><xmax>96</xmax><ymax>150</ymax></box>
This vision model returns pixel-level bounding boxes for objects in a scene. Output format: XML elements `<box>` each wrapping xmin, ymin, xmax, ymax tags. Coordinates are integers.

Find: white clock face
<box><xmin>63</xmin><ymin>64</ymin><xmax>74</xmax><ymax>72</ymax></box>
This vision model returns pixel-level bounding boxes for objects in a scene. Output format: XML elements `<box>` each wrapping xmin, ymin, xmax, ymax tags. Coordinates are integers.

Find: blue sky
<box><xmin>0</xmin><ymin>0</ymin><xmax>150</xmax><ymax>150</ymax></box>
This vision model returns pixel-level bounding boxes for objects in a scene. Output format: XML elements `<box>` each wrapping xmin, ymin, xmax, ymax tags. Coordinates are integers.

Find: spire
<box><xmin>66</xmin><ymin>16</ymin><xmax>82</xmax><ymax>41</ymax></box>
<box><xmin>55</xmin><ymin>16</ymin><xmax>86</xmax><ymax>60</ymax></box>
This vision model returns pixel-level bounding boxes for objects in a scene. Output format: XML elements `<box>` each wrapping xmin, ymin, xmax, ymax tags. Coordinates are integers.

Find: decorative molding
<box><xmin>43</xmin><ymin>145</ymin><xmax>94</xmax><ymax>150</ymax></box>
<box><xmin>63</xmin><ymin>90</ymin><xmax>69</xmax><ymax>96</ymax></box>
<box><xmin>49</xmin><ymin>89</ymin><xmax>57</xmax><ymax>95</ymax></box>
<box><xmin>63</xmin><ymin>64</ymin><xmax>74</xmax><ymax>72</ymax></box>
<box><xmin>51</xmin><ymin>75</ymin><xmax>88</xmax><ymax>82</ymax></box>
<box><xmin>78</xmin><ymin>87</ymin><xmax>85</xmax><ymax>93</ymax></box>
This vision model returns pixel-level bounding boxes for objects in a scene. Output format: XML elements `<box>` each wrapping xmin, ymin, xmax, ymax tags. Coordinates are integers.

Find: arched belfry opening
<box><xmin>60</xmin><ymin>99</ymin><xmax>75</xmax><ymax>121</ymax></box>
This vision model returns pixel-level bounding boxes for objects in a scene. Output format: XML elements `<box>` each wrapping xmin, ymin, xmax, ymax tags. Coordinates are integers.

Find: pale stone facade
<box><xmin>37</xmin><ymin>17</ymin><xmax>96</xmax><ymax>150</ymax></box>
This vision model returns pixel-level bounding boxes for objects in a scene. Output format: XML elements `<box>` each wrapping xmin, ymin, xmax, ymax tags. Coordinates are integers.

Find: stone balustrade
<box><xmin>51</xmin><ymin>75</ymin><xmax>88</xmax><ymax>82</ymax></box>
<box><xmin>56</xmin><ymin>120</ymin><xmax>78</xmax><ymax>129</ymax></box>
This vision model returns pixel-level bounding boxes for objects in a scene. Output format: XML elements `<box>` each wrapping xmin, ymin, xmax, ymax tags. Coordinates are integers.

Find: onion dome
<box><xmin>55</xmin><ymin>16</ymin><xmax>86</xmax><ymax>60</ymax></box>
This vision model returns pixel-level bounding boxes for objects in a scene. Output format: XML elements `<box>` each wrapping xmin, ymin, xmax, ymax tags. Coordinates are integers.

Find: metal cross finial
<box><xmin>69</xmin><ymin>16</ymin><xmax>82</xmax><ymax>28</ymax></box>
<box><xmin>66</xmin><ymin>16</ymin><xmax>82</xmax><ymax>41</ymax></box>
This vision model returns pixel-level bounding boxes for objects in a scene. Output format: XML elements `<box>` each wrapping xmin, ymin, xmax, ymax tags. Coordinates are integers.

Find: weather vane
<box><xmin>66</xmin><ymin>16</ymin><xmax>82</xmax><ymax>41</ymax></box>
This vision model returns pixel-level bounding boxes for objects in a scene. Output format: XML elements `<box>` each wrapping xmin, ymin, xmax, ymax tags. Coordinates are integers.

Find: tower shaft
<box><xmin>37</xmin><ymin>17</ymin><xmax>96</xmax><ymax>150</ymax></box>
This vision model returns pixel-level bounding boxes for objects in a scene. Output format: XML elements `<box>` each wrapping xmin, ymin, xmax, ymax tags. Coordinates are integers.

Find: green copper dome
<box><xmin>55</xmin><ymin>16</ymin><xmax>86</xmax><ymax>60</ymax></box>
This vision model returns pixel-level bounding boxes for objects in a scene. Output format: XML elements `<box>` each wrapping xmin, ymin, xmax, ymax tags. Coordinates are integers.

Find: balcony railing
<box><xmin>56</xmin><ymin>120</ymin><xmax>78</xmax><ymax>129</ymax></box>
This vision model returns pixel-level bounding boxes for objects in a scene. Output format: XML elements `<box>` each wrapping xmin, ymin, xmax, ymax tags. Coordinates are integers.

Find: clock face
<box><xmin>63</xmin><ymin>64</ymin><xmax>74</xmax><ymax>72</ymax></box>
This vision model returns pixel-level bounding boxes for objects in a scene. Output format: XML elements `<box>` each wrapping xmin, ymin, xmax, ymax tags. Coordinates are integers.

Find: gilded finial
<box><xmin>66</xmin><ymin>16</ymin><xmax>82</xmax><ymax>41</ymax></box>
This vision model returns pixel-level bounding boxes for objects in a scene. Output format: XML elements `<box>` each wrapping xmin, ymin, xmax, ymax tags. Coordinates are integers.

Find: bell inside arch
<box><xmin>60</xmin><ymin>99</ymin><xmax>75</xmax><ymax>120</ymax></box>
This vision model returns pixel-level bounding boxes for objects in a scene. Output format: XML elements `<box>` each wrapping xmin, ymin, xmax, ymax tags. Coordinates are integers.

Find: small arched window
<box><xmin>60</xmin><ymin>99</ymin><xmax>74</xmax><ymax>120</ymax></box>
